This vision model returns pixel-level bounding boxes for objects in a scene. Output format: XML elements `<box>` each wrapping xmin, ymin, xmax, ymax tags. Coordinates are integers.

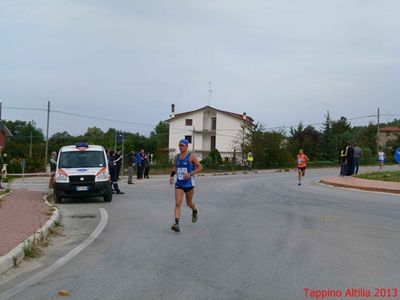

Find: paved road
<box><xmin>1</xmin><ymin>168</ymin><xmax>400</xmax><ymax>299</ymax></box>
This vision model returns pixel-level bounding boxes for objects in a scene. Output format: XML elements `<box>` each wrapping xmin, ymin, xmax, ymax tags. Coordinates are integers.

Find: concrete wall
<box><xmin>169</xmin><ymin>108</ymin><xmax>249</xmax><ymax>161</ymax></box>
<box><xmin>169</xmin><ymin>110</ymin><xmax>204</xmax><ymax>159</ymax></box>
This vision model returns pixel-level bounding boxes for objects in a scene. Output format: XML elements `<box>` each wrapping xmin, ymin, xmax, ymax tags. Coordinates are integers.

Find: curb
<box><xmin>320</xmin><ymin>178</ymin><xmax>400</xmax><ymax>195</ymax></box>
<box><xmin>0</xmin><ymin>193</ymin><xmax>60</xmax><ymax>275</ymax></box>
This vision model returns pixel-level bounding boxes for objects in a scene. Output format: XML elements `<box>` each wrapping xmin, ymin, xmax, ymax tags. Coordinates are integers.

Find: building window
<box><xmin>211</xmin><ymin>117</ymin><xmax>216</xmax><ymax>130</ymax></box>
<box><xmin>185</xmin><ymin>119</ymin><xmax>193</xmax><ymax>126</ymax></box>
<box><xmin>185</xmin><ymin>135</ymin><xmax>192</xmax><ymax>143</ymax></box>
<box><xmin>225</xmin><ymin>157</ymin><xmax>229</xmax><ymax>162</ymax></box>
<box><xmin>211</xmin><ymin>136</ymin><xmax>216</xmax><ymax>150</ymax></box>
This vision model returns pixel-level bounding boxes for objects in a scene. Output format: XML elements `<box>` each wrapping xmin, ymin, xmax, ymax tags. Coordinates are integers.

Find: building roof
<box><xmin>380</xmin><ymin>126</ymin><xmax>400</xmax><ymax>132</ymax></box>
<box><xmin>168</xmin><ymin>105</ymin><xmax>254</xmax><ymax>124</ymax></box>
<box><xmin>0</xmin><ymin>121</ymin><xmax>12</xmax><ymax>136</ymax></box>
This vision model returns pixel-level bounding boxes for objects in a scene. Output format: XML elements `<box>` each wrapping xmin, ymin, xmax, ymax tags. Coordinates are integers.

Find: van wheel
<box><xmin>104</xmin><ymin>192</ymin><xmax>112</xmax><ymax>202</ymax></box>
<box><xmin>104</xmin><ymin>184</ymin><xmax>113</xmax><ymax>202</ymax></box>
<box><xmin>54</xmin><ymin>194</ymin><xmax>62</xmax><ymax>203</ymax></box>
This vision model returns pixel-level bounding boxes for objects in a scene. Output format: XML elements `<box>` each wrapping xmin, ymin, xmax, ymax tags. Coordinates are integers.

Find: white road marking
<box><xmin>316</xmin><ymin>181</ymin><xmax>400</xmax><ymax>197</ymax></box>
<box><xmin>0</xmin><ymin>207</ymin><xmax>108</xmax><ymax>300</ymax></box>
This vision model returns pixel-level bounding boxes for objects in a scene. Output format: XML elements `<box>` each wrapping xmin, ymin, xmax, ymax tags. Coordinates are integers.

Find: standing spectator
<box><xmin>115</xmin><ymin>149</ymin><xmax>122</xmax><ymax>180</ymax></box>
<box><xmin>339</xmin><ymin>146</ymin><xmax>347</xmax><ymax>176</ymax></box>
<box><xmin>49</xmin><ymin>151</ymin><xmax>57</xmax><ymax>189</ymax></box>
<box><xmin>345</xmin><ymin>142</ymin><xmax>355</xmax><ymax>176</ymax></box>
<box><xmin>0</xmin><ymin>146</ymin><xmax>4</xmax><ymax>189</ymax></box>
<box><xmin>378</xmin><ymin>149</ymin><xmax>385</xmax><ymax>170</ymax></box>
<box><xmin>127</xmin><ymin>151</ymin><xmax>135</xmax><ymax>184</ymax></box>
<box><xmin>353</xmin><ymin>143</ymin><xmax>362</xmax><ymax>175</ymax></box>
<box><xmin>143</xmin><ymin>152</ymin><xmax>150</xmax><ymax>179</ymax></box>
<box><xmin>135</xmin><ymin>149</ymin><xmax>143</xmax><ymax>179</ymax></box>
<box><xmin>246</xmin><ymin>151</ymin><xmax>254</xmax><ymax>171</ymax></box>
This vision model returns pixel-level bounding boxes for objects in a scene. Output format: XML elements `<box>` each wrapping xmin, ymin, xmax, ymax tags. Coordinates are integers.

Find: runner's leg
<box><xmin>297</xmin><ymin>168</ymin><xmax>302</xmax><ymax>185</ymax></box>
<box><xmin>175</xmin><ymin>188</ymin><xmax>184</xmax><ymax>219</ymax></box>
<box><xmin>185</xmin><ymin>189</ymin><xmax>198</xmax><ymax>223</ymax></box>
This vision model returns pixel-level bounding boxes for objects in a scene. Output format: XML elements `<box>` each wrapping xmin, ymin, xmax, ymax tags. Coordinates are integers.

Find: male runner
<box><xmin>169</xmin><ymin>139</ymin><xmax>203</xmax><ymax>232</ymax></box>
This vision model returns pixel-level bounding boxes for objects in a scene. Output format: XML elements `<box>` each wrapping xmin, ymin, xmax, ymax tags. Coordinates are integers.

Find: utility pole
<box><xmin>208</xmin><ymin>81</ymin><xmax>212</xmax><ymax>106</ymax></box>
<box><xmin>45</xmin><ymin>101</ymin><xmax>50</xmax><ymax>171</ymax></box>
<box><xmin>0</xmin><ymin>100</ymin><xmax>2</xmax><ymax>119</ymax></box>
<box><xmin>114</xmin><ymin>129</ymin><xmax>117</xmax><ymax>152</ymax></box>
<box><xmin>121</xmin><ymin>132</ymin><xmax>125</xmax><ymax>177</ymax></box>
<box><xmin>29</xmin><ymin>130</ymin><xmax>33</xmax><ymax>158</ymax></box>
<box><xmin>192</xmin><ymin>127</ymin><xmax>195</xmax><ymax>154</ymax></box>
<box><xmin>377</xmin><ymin>107</ymin><xmax>380</xmax><ymax>153</ymax></box>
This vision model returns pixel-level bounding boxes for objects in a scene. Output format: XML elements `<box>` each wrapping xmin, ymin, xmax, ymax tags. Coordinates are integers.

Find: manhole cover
<box><xmin>70</xmin><ymin>214</ymin><xmax>97</xmax><ymax>219</ymax></box>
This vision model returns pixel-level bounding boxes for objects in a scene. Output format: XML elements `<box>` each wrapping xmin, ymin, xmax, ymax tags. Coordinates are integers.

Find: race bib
<box><xmin>177</xmin><ymin>167</ymin><xmax>188</xmax><ymax>180</ymax></box>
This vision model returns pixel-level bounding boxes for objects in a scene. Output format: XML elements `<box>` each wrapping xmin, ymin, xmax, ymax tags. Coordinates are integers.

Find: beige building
<box><xmin>378</xmin><ymin>126</ymin><xmax>400</xmax><ymax>148</ymax></box>
<box><xmin>167</xmin><ymin>105</ymin><xmax>254</xmax><ymax>161</ymax></box>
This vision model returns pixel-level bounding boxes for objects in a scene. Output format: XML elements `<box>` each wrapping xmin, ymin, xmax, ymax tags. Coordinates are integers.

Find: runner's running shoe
<box><xmin>192</xmin><ymin>209</ymin><xmax>198</xmax><ymax>223</ymax></box>
<box><xmin>171</xmin><ymin>223</ymin><xmax>180</xmax><ymax>232</ymax></box>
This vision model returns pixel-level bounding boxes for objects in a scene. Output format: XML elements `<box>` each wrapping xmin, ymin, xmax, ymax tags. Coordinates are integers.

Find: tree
<box><xmin>4</xmin><ymin>120</ymin><xmax>44</xmax><ymax>158</ymax></box>
<box><xmin>318</xmin><ymin>111</ymin><xmax>337</xmax><ymax>160</ymax></box>
<box><xmin>331</xmin><ymin>116</ymin><xmax>353</xmax><ymax>155</ymax></box>
<box><xmin>49</xmin><ymin>131</ymin><xmax>77</xmax><ymax>153</ymax></box>
<box><xmin>250</xmin><ymin>125</ymin><xmax>291</xmax><ymax>168</ymax></box>
<box><xmin>149</xmin><ymin>121</ymin><xmax>170</xmax><ymax>164</ymax></box>
<box><xmin>289</xmin><ymin>122</ymin><xmax>320</xmax><ymax>159</ymax></box>
<box><xmin>3</xmin><ymin>120</ymin><xmax>46</xmax><ymax>172</ymax></box>
<box><xmin>231</xmin><ymin>123</ymin><xmax>254</xmax><ymax>165</ymax></box>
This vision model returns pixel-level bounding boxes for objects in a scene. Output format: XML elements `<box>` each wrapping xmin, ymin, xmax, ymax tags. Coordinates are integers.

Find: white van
<box><xmin>54</xmin><ymin>142</ymin><xmax>113</xmax><ymax>203</ymax></box>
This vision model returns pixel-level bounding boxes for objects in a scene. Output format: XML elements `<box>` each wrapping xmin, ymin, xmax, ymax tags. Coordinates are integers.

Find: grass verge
<box><xmin>356</xmin><ymin>171</ymin><xmax>400</xmax><ymax>182</ymax></box>
<box><xmin>22</xmin><ymin>221</ymin><xmax>63</xmax><ymax>260</ymax></box>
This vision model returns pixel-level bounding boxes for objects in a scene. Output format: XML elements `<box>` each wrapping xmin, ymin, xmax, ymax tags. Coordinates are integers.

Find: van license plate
<box><xmin>76</xmin><ymin>186</ymin><xmax>89</xmax><ymax>191</ymax></box>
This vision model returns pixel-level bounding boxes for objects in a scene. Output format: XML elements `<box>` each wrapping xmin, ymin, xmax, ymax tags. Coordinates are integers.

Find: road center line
<box><xmin>0</xmin><ymin>207</ymin><xmax>109</xmax><ymax>300</ymax></box>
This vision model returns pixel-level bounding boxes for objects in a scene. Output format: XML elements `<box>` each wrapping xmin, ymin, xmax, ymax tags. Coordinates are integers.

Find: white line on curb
<box><xmin>0</xmin><ymin>207</ymin><xmax>108</xmax><ymax>300</ymax></box>
<box><xmin>317</xmin><ymin>181</ymin><xmax>400</xmax><ymax>197</ymax></box>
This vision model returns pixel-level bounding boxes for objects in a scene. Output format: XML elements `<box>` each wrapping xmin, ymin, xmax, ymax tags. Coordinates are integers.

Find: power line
<box><xmin>3</xmin><ymin>105</ymin><xmax>398</xmax><ymax>138</ymax></box>
<box><xmin>51</xmin><ymin>109</ymin><xmax>157</xmax><ymax>128</ymax></box>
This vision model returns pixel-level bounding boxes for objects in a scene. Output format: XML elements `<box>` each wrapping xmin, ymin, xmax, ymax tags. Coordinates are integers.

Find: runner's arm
<box><xmin>169</xmin><ymin>159</ymin><xmax>177</xmax><ymax>185</ymax></box>
<box><xmin>189</xmin><ymin>154</ymin><xmax>203</xmax><ymax>176</ymax></box>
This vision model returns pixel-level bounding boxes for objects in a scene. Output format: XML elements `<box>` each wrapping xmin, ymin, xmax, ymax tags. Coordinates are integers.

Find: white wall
<box><xmin>216</xmin><ymin>112</ymin><xmax>245</xmax><ymax>153</ymax></box>
<box><xmin>169</xmin><ymin>110</ymin><xmax>204</xmax><ymax>159</ymax></box>
<box><xmin>169</xmin><ymin>108</ymin><xmax>249</xmax><ymax>161</ymax></box>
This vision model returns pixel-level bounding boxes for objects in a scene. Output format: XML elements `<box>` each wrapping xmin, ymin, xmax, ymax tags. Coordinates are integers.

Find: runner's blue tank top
<box><xmin>175</xmin><ymin>153</ymin><xmax>195</xmax><ymax>188</ymax></box>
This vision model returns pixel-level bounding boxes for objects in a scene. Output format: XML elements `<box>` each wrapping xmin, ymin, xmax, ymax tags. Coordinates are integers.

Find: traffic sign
<box><xmin>395</xmin><ymin>147</ymin><xmax>400</xmax><ymax>164</ymax></box>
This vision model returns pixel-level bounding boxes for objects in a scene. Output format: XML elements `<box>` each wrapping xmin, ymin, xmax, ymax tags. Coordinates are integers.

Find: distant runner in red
<box><xmin>296</xmin><ymin>149</ymin><xmax>309</xmax><ymax>186</ymax></box>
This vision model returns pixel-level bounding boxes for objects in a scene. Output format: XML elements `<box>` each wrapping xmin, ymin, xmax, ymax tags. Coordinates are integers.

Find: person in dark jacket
<box><xmin>109</xmin><ymin>150</ymin><xmax>124</xmax><ymax>194</ymax></box>
<box><xmin>345</xmin><ymin>142</ymin><xmax>355</xmax><ymax>176</ymax></box>
<box><xmin>135</xmin><ymin>149</ymin><xmax>144</xmax><ymax>179</ymax></box>
<box><xmin>143</xmin><ymin>153</ymin><xmax>150</xmax><ymax>179</ymax></box>
<box><xmin>339</xmin><ymin>146</ymin><xmax>347</xmax><ymax>176</ymax></box>
<box><xmin>127</xmin><ymin>151</ymin><xmax>136</xmax><ymax>184</ymax></box>
<box><xmin>115</xmin><ymin>149</ymin><xmax>122</xmax><ymax>180</ymax></box>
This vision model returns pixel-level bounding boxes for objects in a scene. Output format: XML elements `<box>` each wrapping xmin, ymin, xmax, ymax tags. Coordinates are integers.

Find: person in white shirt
<box><xmin>378</xmin><ymin>149</ymin><xmax>385</xmax><ymax>170</ymax></box>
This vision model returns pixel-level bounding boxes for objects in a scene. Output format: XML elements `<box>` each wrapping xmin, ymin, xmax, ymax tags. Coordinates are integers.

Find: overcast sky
<box><xmin>1</xmin><ymin>0</ymin><xmax>399</xmax><ymax>136</ymax></box>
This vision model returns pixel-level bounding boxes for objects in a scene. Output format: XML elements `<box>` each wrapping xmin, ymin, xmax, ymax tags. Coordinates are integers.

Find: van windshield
<box><xmin>59</xmin><ymin>151</ymin><xmax>106</xmax><ymax>168</ymax></box>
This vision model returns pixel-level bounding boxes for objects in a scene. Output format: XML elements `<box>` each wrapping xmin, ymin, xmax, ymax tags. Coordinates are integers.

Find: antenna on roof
<box><xmin>208</xmin><ymin>80</ymin><xmax>213</xmax><ymax>106</ymax></box>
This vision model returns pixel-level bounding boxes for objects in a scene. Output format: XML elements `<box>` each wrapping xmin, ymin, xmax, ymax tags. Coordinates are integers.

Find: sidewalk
<box><xmin>320</xmin><ymin>176</ymin><xmax>400</xmax><ymax>194</ymax></box>
<box><xmin>0</xmin><ymin>190</ymin><xmax>52</xmax><ymax>256</ymax></box>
